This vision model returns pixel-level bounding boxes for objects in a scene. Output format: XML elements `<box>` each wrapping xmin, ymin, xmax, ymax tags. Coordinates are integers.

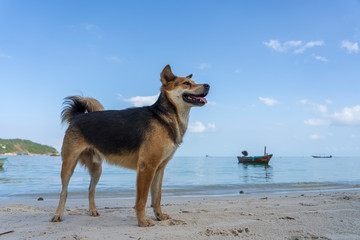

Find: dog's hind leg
<box><xmin>82</xmin><ymin>151</ymin><xmax>102</xmax><ymax>217</ymax></box>
<box><xmin>151</xmin><ymin>163</ymin><xmax>170</xmax><ymax>221</ymax></box>
<box><xmin>51</xmin><ymin>141</ymin><xmax>84</xmax><ymax>222</ymax></box>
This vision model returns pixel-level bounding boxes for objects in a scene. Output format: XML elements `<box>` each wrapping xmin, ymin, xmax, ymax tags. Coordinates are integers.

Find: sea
<box><xmin>0</xmin><ymin>155</ymin><xmax>359</xmax><ymax>200</ymax></box>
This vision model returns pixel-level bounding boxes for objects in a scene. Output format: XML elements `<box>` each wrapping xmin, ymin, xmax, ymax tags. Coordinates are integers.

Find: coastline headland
<box><xmin>0</xmin><ymin>138</ymin><xmax>58</xmax><ymax>156</ymax></box>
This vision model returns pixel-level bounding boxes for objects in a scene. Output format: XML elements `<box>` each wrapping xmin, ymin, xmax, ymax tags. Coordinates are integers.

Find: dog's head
<box><xmin>160</xmin><ymin>65</ymin><xmax>210</xmax><ymax>109</ymax></box>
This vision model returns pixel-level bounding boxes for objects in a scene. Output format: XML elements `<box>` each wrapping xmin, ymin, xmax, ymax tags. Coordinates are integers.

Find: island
<box><xmin>0</xmin><ymin>138</ymin><xmax>59</xmax><ymax>156</ymax></box>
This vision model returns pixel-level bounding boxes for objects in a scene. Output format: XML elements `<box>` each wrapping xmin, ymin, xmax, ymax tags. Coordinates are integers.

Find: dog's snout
<box><xmin>202</xmin><ymin>84</ymin><xmax>210</xmax><ymax>96</ymax></box>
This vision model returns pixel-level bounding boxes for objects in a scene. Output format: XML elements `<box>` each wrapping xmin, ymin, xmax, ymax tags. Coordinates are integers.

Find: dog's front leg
<box><xmin>151</xmin><ymin>165</ymin><xmax>170</xmax><ymax>221</ymax></box>
<box><xmin>135</xmin><ymin>161</ymin><xmax>156</xmax><ymax>227</ymax></box>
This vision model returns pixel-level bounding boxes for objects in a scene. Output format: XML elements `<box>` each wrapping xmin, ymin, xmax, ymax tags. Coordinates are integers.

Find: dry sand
<box><xmin>1</xmin><ymin>190</ymin><xmax>360</xmax><ymax>240</ymax></box>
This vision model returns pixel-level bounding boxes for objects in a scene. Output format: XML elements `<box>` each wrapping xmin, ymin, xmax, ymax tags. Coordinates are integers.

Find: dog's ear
<box><xmin>186</xmin><ymin>74</ymin><xmax>193</xmax><ymax>79</ymax></box>
<box><xmin>161</xmin><ymin>65</ymin><xmax>176</xmax><ymax>85</ymax></box>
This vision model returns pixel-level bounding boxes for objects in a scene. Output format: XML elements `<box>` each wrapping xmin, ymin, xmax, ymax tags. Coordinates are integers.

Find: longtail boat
<box><xmin>237</xmin><ymin>146</ymin><xmax>272</xmax><ymax>164</ymax></box>
<box><xmin>311</xmin><ymin>155</ymin><xmax>332</xmax><ymax>158</ymax></box>
<box><xmin>237</xmin><ymin>154</ymin><xmax>272</xmax><ymax>163</ymax></box>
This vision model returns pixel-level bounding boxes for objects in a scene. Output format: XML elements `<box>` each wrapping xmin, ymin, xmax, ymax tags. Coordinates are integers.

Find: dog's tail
<box><xmin>61</xmin><ymin>96</ymin><xmax>104</xmax><ymax>124</ymax></box>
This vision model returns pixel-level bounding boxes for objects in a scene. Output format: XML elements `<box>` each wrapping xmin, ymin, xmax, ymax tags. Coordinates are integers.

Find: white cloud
<box><xmin>342</xmin><ymin>40</ymin><xmax>359</xmax><ymax>53</ymax></box>
<box><xmin>310</xmin><ymin>133</ymin><xmax>322</xmax><ymax>140</ymax></box>
<box><xmin>81</xmin><ymin>23</ymin><xmax>102</xmax><ymax>39</ymax></box>
<box><xmin>304</xmin><ymin>118</ymin><xmax>330</xmax><ymax>126</ymax></box>
<box><xmin>264</xmin><ymin>40</ymin><xmax>324</xmax><ymax>54</ymax></box>
<box><xmin>189</xmin><ymin>122</ymin><xmax>206</xmax><ymax>133</ymax></box>
<box><xmin>331</xmin><ymin>105</ymin><xmax>360</xmax><ymax>126</ymax></box>
<box><xmin>305</xmin><ymin>41</ymin><xmax>324</xmax><ymax>48</ymax></box>
<box><xmin>301</xmin><ymin>100</ymin><xmax>360</xmax><ymax>127</ymax></box>
<box><xmin>259</xmin><ymin>97</ymin><xmax>279</xmax><ymax>106</ymax></box>
<box><xmin>263</xmin><ymin>40</ymin><xmax>302</xmax><ymax>52</ymax></box>
<box><xmin>341</xmin><ymin>40</ymin><xmax>359</xmax><ymax>54</ymax></box>
<box><xmin>263</xmin><ymin>40</ymin><xmax>284</xmax><ymax>52</ymax></box>
<box><xmin>299</xmin><ymin>99</ymin><xmax>328</xmax><ymax>113</ymax></box>
<box><xmin>325</xmin><ymin>99</ymin><xmax>333</xmax><ymax>104</ymax></box>
<box><xmin>294</xmin><ymin>40</ymin><xmax>324</xmax><ymax>54</ymax></box>
<box><xmin>105</xmin><ymin>56</ymin><xmax>122</xmax><ymax>63</ymax></box>
<box><xmin>206</xmin><ymin>100</ymin><xmax>217</xmax><ymax>106</ymax></box>
<box><xmin>197</xmin><ymin>63</ymin><xmax>211</xmax><ymax>70</ymax></box>
<box><xmin>299</xmin><ymin>99</ymin><xmax>309</xmax><ymax>104</ymax></box>
<box><xmin>188</xmin><ymin>122</ymin><xmax>216</xmax><ymax>133</ymax></box>
<box><xmin>315</xmin><ymin>104</ymin><xmax>327</xmax><ymax>114</ymax></box>
<box><xmin>300</xmin><ymin>99</ymin><xmax>335</xmax><ymax>126</ymax></box>
<box><xmin>314</xmin><ymin>55</ymin><xmax>329</xmax><ymax>62</ymax></box>
<box><xmin>122</xmin><ymin>94</ymin><xmax>159</xmax><ymax>107</ymax></box>
<box><xmin>284</xmin><ymin>40</ymin><xmax>302</xmax><ymax>47</ymax></box>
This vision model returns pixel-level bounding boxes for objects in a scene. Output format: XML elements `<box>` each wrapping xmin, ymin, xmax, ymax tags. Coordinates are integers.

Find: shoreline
<box><xmin>2</xmin><ymin>182</ymin><xmax>359</xmax><ymax>201</ymax></box>
<box><xmin>1</xmin><ymin>190</ymin><xmax>359</xmax><ymax>239</ymax></box>
<box><xmin>1</xmin><ymin>153</ymin><xmax>59</xmax><ymax>156</ymax></box>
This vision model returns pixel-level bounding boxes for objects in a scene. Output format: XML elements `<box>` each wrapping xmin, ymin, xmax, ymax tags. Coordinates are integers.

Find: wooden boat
<box><xmin>0</xmin><ymin>157</ymin><xmax>7</xmax><ymax>168</ymax></box>
<box><xmin>237</xmin><ymin>146</ymin><xmax>272</xmax><ymax>164</ymax></box>
<box><xmin>312</xmin><ymin>155</ymin><xmax>332</xmax><ymax>158</ymax></box>
<box><xmin>237</xmin><ymin>154</ymin><xmax>273</xmax><ymax>164</ymax></box>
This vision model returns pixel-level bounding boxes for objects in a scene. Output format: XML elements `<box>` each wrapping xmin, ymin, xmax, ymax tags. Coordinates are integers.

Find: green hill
<box><xmin>0</xmin><ymin>138</ymin><xmax>58</xmax><ymax>155</ymax></box>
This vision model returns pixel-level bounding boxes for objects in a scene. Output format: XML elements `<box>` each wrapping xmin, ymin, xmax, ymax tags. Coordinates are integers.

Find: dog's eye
<box><xmin>183</xmin><ymin>82</ymin><xmax>191</xmax><ymax>86</ymax></box>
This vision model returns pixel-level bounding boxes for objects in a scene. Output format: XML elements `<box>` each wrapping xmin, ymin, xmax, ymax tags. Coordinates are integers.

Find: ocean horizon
<box><xmin>1</xmin><ymin>155</ymin><xmax>359</xmax><ymax>200</ymax></box>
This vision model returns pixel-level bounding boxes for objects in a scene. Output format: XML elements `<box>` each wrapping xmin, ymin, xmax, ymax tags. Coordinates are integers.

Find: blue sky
<box><xmin>1</xmin><ymin>0</ymin><xmax>360</xmax><ymax>156</ymax></box>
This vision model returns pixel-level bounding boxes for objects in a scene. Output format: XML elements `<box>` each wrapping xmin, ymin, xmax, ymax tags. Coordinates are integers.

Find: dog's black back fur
<box><xmin>69</xmin><ymin>93</ymin><xmax>179</xmax><ymax>155</ymax></box>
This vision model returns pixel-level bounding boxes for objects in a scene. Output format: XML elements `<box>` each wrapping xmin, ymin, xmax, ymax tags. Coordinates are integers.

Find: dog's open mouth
<box><xmin>183</xmin><ymin>93</ymin><xmax>208</xmax><ymax>106</ymax></box>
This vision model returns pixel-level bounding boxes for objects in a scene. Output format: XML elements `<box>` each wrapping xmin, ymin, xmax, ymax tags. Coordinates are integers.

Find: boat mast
<box><xmin>264</xmin><ymin>146</ymin><xmax>267</xmax><ymax>155</ymax></box>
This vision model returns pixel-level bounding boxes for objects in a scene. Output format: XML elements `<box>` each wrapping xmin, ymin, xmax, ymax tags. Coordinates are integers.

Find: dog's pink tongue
<box><xmin>193</xmin><ymin>96</ymin><xmax>207</xmax><ymax>103</ymax></box>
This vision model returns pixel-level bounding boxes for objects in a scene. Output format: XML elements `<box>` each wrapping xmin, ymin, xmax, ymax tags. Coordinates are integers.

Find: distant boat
<box><xmin>237</xmin><ymin>146</ymin><xmax>273</xmax><ymax>164</ymax></box>
<box><xmin>312</xmin><ymin>155</ymin><xmax>332</xmax><ymax>158</ymax></box>
<box><xmin>0</xmin><ymin>157</ymin><xmax>7</xmax><ymax>168</ymax></box>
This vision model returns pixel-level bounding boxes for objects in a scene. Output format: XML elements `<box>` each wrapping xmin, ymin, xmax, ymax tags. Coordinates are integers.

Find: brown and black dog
<box><xmin>51</xmin><ymin>65</ymin><xmax>209</xmax><ymax>227</ymax></box>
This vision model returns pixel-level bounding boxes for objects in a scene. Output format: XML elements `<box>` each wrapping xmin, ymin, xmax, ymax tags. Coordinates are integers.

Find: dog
<box><xmin>51</xmin><ymin>65</ymin><xmax>210</xmax><ymax>227</ymax></box>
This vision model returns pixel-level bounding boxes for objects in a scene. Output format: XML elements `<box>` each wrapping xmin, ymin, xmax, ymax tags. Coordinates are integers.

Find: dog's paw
<box><xmin>138</xmin><ymin>218</ymin><xmax>155</xmax><ymax>227</ymax></box>
<box><xmin>90</xmin><ymin>209</ymin><xmax>100</xmax><ymax>217</ymax></box>
<box><xmin>51</xmin><ymin>214</ymin><xmax>63</xmax><ymax>222</ymax></box>
<box><xmin>156</xmin><ymin>213</ymin><xmax>171</xmax><ymax>221</ymax></box>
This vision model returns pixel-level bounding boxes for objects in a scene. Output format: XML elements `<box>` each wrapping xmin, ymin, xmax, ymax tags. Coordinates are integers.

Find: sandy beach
<box><xmin>1</xmin><ymin>190</ymin><xmax>359</xmax><ymax>240</ymax></box>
